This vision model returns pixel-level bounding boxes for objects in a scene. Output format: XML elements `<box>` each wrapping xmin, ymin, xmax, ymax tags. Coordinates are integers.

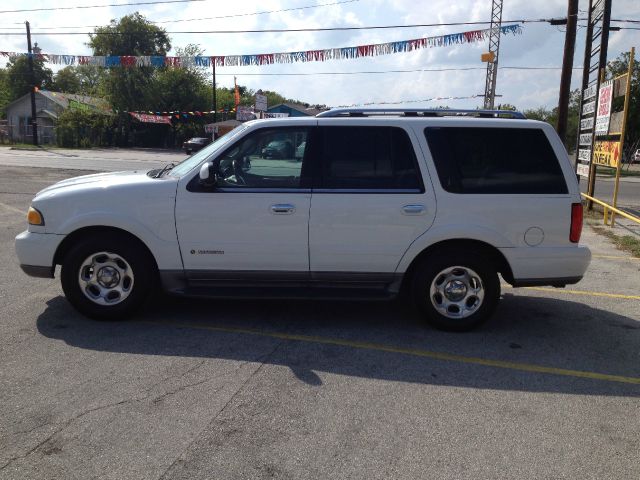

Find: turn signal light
<box><xmin>570</xmin><ymin>203</ymin><xmax>583</xmax><ymax>243</ymax></box>
<box><xmin>27</xmin><ymin>207</ymin><xmax>44</xmax><ymax>226</ymax></box>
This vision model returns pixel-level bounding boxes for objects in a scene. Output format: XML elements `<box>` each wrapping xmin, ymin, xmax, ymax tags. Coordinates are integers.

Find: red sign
<box><xmin>129</xmin><ymin>112</ymin><xmax>171</xmax><ymax>124</ymax></box>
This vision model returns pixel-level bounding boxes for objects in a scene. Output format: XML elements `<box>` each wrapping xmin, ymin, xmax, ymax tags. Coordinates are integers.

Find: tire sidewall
<box><xmin>61</xmin><ymin>234</ymin><xmax>154</xmax><ymax>320</ymax></box>
<box><xmin>412</xmin><ymin>250</ymin><xmax>500</xmax><ymax>332</ymax></box>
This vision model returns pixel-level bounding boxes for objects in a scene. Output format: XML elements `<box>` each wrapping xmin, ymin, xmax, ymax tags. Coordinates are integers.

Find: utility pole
<box><xmin>483</xmin><ymin>0</ymin><xmax>503</xmax><ymax>109</ymax></box>
<box><xmin>556</xmin><ymin>0</ymin><xmax>578</xmax><ymax>145</ymax></box>
<box><xmin>586</xmin><ymin>0</ymin><xmax>613</xmax><ymax>205</ymax></box>
<box><xmin>25</xmin><ymin>21</ymin><xmax>38</xmax><ymax>147</ymax></box>
<box><xmin>212</xmin><ymin>62</ymin><xmax>217</xmax><ymax>124</ymax></box>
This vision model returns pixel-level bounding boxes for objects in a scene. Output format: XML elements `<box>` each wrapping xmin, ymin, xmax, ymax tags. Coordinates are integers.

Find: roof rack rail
<box><xmin>316</xmin><ymin>108</ymin><xmax>527</xmax><ymax>119</ymax></box>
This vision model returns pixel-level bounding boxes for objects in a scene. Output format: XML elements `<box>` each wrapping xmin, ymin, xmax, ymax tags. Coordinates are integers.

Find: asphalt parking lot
<box><xmin>1</xmin><ymin>163</ymin><xmax>640</xmax><ymax>479</ymax></box>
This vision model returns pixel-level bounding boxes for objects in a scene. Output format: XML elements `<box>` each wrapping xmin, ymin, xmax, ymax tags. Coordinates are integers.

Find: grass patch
<box><xmin>595</xmin><ymin>164</ymin><xmax>640</xmax><ymax>178</ymax></box>
<box><xmin>585</xmin><ymin>208</ymin><xmax>640</xmax><ymax>258</ymax></box>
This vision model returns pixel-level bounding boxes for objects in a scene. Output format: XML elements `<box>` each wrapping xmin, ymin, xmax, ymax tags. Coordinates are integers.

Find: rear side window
<box><xmin>424</xmin><ymin>127</ymin><xmax>568</xmax><ymax>194</ymax></box>
<box><xmin>318</xmin><ymin>126</ymin><xmax>423</xmax><ymax>190</ymax></box>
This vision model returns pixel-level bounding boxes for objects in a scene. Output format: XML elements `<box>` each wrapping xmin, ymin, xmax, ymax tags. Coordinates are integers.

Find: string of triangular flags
<box><xmin>0</xmin><ymin>25</ymin><xmax>521</xmax><ymax>68</ymax></box>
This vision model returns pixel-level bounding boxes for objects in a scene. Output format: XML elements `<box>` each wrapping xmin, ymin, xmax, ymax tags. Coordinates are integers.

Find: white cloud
<box><xmin>0</xmin><ymin>0</ymin><xmax>638</xmax><ymax>109</ymax></box>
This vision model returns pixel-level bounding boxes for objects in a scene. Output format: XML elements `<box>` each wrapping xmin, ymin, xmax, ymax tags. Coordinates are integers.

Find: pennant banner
<box><xmin>129</xmin><ymin>112</ymin><xmax>172</xmax><ymax>124</ymax></box>
<box><xmin>0</xmin><ymin>25</ymin><xmax>522</xmax><ymax>69</ymax></box>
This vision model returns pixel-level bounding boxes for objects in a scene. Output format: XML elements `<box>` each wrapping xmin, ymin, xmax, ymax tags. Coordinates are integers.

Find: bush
<box><xmin>55</xmin><ymin>109</ymin><xmax>115</xmax><ymax>148</ymax></box>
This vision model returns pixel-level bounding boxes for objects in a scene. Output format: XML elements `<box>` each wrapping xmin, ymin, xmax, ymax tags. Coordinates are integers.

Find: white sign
<box><xmin>580</xmin><ymin>117</ymin><xmax>594</xmax><ymax>131</ymax></box>
<box><xmin>236</xmin><ymin>106</ymin><xmax>255</xmax><ymax>121</ymax></box>
<box><xmin>255</xmin><ymin>93</ymin><xmax>268</xmax><ymax>112</ymax></box>
<box><xmin>264</xmin><ymin>112</ymin><xmax>289</xmax><ymax>118</ymax></box>
<box><xmin>595</xmin><ymin>80</ymin><xmax>613</xmax><ymax>135</ymax></box>
<box><xmin>582</xmin><ymin>101</ymin><xmax>596</xmax><ymax>115</ymax></box>
<box><xmin>578</xmin><ymin>149</ymin><xmax>591</xmax><ymax>162</ymax></box>
<box><xmin>583</xmin><ymin>84</ymin><xmax>597</xmax><ymax>101</ymax></box>
<box><xmin>579</xmin><ymin>133</ymin><xmax>593</xmax><ymax>146</ymax></box>
<box><xmin>577</xmin><ymin>163</ymin><xmax>590</xmax><ymax>178</ymax></box>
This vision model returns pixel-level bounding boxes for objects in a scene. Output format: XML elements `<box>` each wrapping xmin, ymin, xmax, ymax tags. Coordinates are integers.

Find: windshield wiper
<box><xmin>154</xmin><ymin>162</ymin><xmax>176</xmax><ymax>178</ymax></box>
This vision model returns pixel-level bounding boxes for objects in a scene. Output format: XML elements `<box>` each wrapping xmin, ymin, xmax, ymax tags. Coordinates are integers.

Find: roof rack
<box><xmin>316</xmin><ymin>108</ymin><xmax>527</xmax><ymax>119</ymax></box>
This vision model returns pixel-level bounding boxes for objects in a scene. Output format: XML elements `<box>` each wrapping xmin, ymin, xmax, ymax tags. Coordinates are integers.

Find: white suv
<box><xmin>15</xmin><ymin>109</ymin><xmax>590</xmax><ymax>331</ymax></box>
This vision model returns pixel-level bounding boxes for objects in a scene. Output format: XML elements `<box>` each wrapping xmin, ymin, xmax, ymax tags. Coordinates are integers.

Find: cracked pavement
<box><xmin>1</xmin><ymin>164</ymin><xmax>640</xmax><ymax>480</ymax></box>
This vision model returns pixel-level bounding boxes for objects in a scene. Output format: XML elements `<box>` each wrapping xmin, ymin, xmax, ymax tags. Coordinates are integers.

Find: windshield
<box><xmin>169</xmin><ymin>125</ymin><xmax>250</xmax><ymax>177</ymax></box>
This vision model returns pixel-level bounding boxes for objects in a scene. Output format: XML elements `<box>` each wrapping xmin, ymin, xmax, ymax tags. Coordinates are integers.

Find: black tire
<box><xmin>411</xmin><ymin>248</ymin><xmax>500</xmax><ymax>332</ymax></box>
<box><xmin>61</xmin><ymin>232</ymin><xmax>156</xmax><ymax>320</ymax></box>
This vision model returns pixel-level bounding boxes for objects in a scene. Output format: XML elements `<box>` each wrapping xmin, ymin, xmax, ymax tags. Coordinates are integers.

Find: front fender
<box><xmin>57</xmin><ymin>213</ymin><xmax>182</xmax><ymax>270</ymax></box>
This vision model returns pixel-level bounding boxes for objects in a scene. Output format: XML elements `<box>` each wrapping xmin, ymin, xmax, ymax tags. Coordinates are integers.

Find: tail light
<box><xmin>570</xmin><ymin>203</ymin><xmax>583</xmax><ymax>243</ymax></box>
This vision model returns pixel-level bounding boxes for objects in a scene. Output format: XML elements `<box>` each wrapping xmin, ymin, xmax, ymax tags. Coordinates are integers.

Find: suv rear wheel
<box><xmin>412</xmin><ymin>249</ymin><xmax>500</xmax><ymax>331</ymax></box>
<box><xmin>61</xmin><ymin>232</ymin><xmax>155</xmax><ymax>320</ymax></box>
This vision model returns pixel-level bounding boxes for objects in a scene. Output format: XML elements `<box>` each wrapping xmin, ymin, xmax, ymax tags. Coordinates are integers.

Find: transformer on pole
<box><xmin>483</xmin><ymin>0</ymin><xmax>503</xmax><ymax>109</ymax></box>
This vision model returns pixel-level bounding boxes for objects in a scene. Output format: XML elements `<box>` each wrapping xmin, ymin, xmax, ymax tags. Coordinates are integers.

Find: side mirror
<box><xmin>199</xmin><ymin>162</ymin><xmax>217</xmax><ymax>187</ymax></box>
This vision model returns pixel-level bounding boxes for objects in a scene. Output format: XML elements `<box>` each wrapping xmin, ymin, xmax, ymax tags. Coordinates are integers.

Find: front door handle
<box><xmin>271</xmin><ymin>204</ymin><xmax>296</xmax><ymax>214</ymax></box>
<box><xmin>402</xmin><ymin>204</ymin><xmax>426</xmax><ymax>215</ymax></box>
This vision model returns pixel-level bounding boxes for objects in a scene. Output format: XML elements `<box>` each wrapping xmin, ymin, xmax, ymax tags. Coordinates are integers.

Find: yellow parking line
<box><xmin>143</xmin><ymin>321</ymin><xmax>640</xmax><ymax>385</ymax></box>
<box><xmin>503</xmin><ymin>284</ymin><xmax>640</xmax><ymax>300</ymax></box>
<box><xmin>592</xmin><ymin>254</ymin><xmax>640</xmax><ymax>261</ymax></box>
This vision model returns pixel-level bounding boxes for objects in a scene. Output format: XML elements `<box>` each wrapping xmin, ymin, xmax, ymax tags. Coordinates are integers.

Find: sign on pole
<box><xmin>254</xmin><ymin>93</ymin><xmax>268</xmax><ymax>112</ymax></box>
<box><xmin>594</xmin><ymin>80</ymin><xmax>613</xmax><ymax>134</ymax></box>
<box><xmin>592</xmin><ymin>140</ymin><xmax>620</xmax><ymax>167</ymax></box>
<box><xmin>236</xmin><ymin>106</ymin><xmax>255</xmax><ymax>121</ymax></box>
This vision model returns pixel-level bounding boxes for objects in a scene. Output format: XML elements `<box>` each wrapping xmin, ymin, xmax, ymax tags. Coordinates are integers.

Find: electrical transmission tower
<box><xmin>483</xmin><ymin>0</ymin><xmax>503</xmax><ymax>109</ymax></box>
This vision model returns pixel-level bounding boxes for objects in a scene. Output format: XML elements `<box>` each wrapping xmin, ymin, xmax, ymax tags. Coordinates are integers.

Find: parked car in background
<box><xmin>634</xmin><ymin>149</ymin><xmax>640</xmax><ymax>164</ymax></box>
<box><xmin>261</xmin><ymin>139</ymin><xmax>294</xmax><ymax>159</ymax></box>
<box><xmin>183</xmin><ymin>137</ymin><xmax>211</xmax><ymax>154</ymax></box>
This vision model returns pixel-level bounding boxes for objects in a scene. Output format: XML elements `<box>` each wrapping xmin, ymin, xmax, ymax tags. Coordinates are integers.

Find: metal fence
<box><xmin>0</xmin><ymin>123</ymin><xmax>56</xmax><ymax>145</ymax></box>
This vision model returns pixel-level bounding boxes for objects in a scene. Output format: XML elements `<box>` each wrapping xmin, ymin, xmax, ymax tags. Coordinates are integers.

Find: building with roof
<box><xmin>4</xmin><ymin>90</ymin><xmax>111</xmax><ymax>144</ymax></box>
<box><xmin>265</xmin><ymin>103</ymin><xmax>327</xmax><ymax>118</ymax></box>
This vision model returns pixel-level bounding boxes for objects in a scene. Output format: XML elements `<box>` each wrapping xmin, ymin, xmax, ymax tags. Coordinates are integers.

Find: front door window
<box><xmin>215</xmin><ymin>128</ymin><xmax>310</xmax><ymax>189</ymax></box>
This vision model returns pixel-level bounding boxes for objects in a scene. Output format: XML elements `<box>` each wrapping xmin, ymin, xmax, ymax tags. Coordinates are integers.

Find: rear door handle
<box><xmin>271</xmin><ymin>204</ymin><xmax>296</xmax><ymax>214</ymax></box>
<box><xmin>402</xmin><ymin>204</ymin><xmax>426</xmax><ymax>215</ymax></box>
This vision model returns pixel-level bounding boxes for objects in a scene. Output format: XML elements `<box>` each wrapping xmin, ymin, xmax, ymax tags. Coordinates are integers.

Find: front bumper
<box><xmin>19</xmin><ymin>264</ymin><xmax>54</xmax><ymax>278</ymax></box>
<box><xmin>15</xmin><ymin>230</ymin><xmax>65</xmax><ymax>278</ymax></box>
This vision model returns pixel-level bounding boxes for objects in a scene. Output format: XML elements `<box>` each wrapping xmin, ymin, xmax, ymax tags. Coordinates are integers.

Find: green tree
<box><xmin>0</xmin><ymin>68</ymin><xmax>11</xmax><ymax>118</ymax></box>
<box><xmin>87</xmin><ymin>12</ymin><xmax>171</xmax><ymax>144</ymax></box>
<box><xmin>607</xmin><ymin>51</ymin><xmax>640</xmax><ymax>160</ymax></box>
<box><xmin>5</xmin><ymin>55</ymin><xmax>53</xmax><ymax>100</ymax></box>
<box><xmin>523</xmin><ymin>89</ymin><xmax>581</xmax><ymax>153</ymax></box>
<box><xmin>51</xmin><ymin>65</ymin><xmax>108</xmax><ymax>96</ymax></box>
<box><xmin>52</xmin><ymin>66</ymin><xmax>81</xmax><ymax>93</ymax></box>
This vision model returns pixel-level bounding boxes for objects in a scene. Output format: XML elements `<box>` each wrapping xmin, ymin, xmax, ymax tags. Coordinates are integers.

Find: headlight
<box><xmin>27</xmin><ymin>207</ymin><xmax>45</xmax><ymax>226</ymax></box>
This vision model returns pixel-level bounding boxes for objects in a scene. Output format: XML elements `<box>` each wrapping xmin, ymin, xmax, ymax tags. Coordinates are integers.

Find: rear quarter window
<box><xmin>424</xmin><ymin>127</ymin><xmax>568</xmax><ymax>194</ymax></box>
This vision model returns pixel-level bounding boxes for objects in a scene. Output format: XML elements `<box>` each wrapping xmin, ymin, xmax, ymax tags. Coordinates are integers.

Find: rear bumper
<box><xmin>15</xmin><ymin>230</ymin><xmax>65</xmax><ymax>277</ymax></box>
<box><xmin>510</xmin><ymin>276</ymin><xmax>583</xmax><ymax>288</ymax></box>
<box><xmin>499</xmin><ymin>244</ymin><xmax>591</xmax><ymax>287</ymax></box>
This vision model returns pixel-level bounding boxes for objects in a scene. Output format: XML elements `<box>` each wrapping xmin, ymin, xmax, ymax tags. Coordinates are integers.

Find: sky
<box><xmin>0</xmin><ymin>0</ymin><xmax>638</xmax><ymax>110</ymax></box>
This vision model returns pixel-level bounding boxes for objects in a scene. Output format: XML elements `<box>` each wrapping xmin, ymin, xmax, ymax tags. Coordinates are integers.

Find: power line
<box><xmin>155</xmin><ymin>0</ymin><xmax>361</xmax><ymax>23</ymax></box>
<box><xmin>0</xmin><ymin>20</ymin><xmax>536</xmax><ymax>35</ymax></box>
<box><xmin>215</xmin><ymin>66</ymin><xmax>584</xmax><ymax>76</ymax></box>
<box><xmin>2</xmin><ymin>16</ymin><xmax>638</xmax><ymax>33</ymax></box>
<box><xmin>0</xmin><ymin>0</ymin><xmax>206</xmax><ymax>14</ymax></box>
<box><xmin>2</xmin><ymin>66</ymin><xmax>583</xmax><ymax>78</ymax></box>
<box><xmin>0</xmin><ymin>0</ymin><xmax>361</xmax><ymax>28</ymax></box>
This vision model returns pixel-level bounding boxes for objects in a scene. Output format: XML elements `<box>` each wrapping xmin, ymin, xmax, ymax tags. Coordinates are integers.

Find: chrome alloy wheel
<box><xmin>429</xmin><ymin>266</ymin><xmax>485</xmax><ymax>319</ymax></box>
<box><xmin>78</xmin><ymin>251</ymin><xmax>134</xmax><ymax>306</ymax></box>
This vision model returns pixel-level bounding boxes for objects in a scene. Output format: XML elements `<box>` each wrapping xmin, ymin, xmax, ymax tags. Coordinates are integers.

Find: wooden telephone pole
<box><xmin>25</xmin><ymin>21</ymin><xmax>38</xmax><ymax>147</ymax></box>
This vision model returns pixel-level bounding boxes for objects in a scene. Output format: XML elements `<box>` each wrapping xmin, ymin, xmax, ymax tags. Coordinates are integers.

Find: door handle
<box><xmin>271</xmin><ymin>204</ymin><xmax>296</xmax><ymax>214</ymax></box>
<box><xmin>402</xmin><ymin>204</ymin><xmax>426</xmax><ymax>215</ymax></box>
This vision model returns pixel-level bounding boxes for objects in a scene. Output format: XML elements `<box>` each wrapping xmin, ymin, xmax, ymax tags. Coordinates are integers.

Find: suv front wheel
<box><xmin>412</xmin><ymin>249</ymin><xmax>500</xmax><ymax>331</ymax></box>
<box><xmin>61</xmin><ymin>232</ymin><xmax>155</xmax><ymax>320</ymax></box>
